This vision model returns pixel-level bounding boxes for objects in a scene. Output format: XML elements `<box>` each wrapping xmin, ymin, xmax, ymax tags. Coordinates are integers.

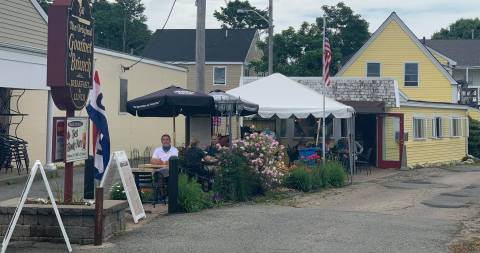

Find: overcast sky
<box><xmin>142</xmin><ymin>0</ymin><xmax>480</xmax><ymax>38</ymax></box>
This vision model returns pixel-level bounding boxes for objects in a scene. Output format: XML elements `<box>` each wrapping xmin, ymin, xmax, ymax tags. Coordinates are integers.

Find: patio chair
<box><xmin>134</xmin><ymin>171</ymin><xmax>166</xmax><ymax>207</ymax></box>
<box><xmin>355</xmin><ymin>148</ymin><xmax>373</xmax><ymax>175</ymax></box>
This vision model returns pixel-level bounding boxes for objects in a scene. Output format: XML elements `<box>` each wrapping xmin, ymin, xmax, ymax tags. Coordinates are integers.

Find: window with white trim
<box><xmin>367</xmin><ymin>63</ymin><xmax>381</xmax><ymax>77</ymax></box>
<box><xmin>451</xmin><ymin>117</ymin><xmax>461</xmax><ymax>137</ymax></box>
<box><xmin>432</xmin><ymin>117</ymin><xmax>442</xmax><ymax>138</ymax></box>
<box><xmin>404</xmin><ymin>63</ymin><xmax>419</xmax><ymax>86</ymax></box>
<box><xmin>413</xmin><ymin>117</ymin><xmax>425</xmax><ymax>139</ymax></box>
<box><xmin>213</xmin><ymin>66</ymin><xmax>227</xmax><ymax>85</ymax></box>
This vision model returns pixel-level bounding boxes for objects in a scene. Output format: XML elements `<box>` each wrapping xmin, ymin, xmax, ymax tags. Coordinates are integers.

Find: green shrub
<box><xmin>285</xmin><ymin>167</ymin><xmax>313</xmax><ymax>192</ymax></box>
<box><xmin>469</xmin><ymin>117</ymin><xmax>480</xmax><ymax>158</ymax></box>
<box><xmin>214</xmin><ymin>151</ymin><xmax>258</xmax><ymax>201</ymax></box>
<box><xmin>110</xmin><ymin>182</ymin><xmax>127</xmax><ymax>200</ymax></box>
<box><xmin>311</xmin><ymin>166</ymin><xmax>327</xmax><ymax>190</ymax></box>
<box><xmin>178</xmin><ymin>173</ymin><xmax>213</xmax><ymax>213</ymax></box>
<box><xmin>323</xmin><ymin>160</ymin><xmax>347</xmax><ymax>187</ymax></box>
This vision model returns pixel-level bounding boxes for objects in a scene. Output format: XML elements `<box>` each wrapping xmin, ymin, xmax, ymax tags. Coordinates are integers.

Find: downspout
<box><xmin>45</xmin><ymin>90</ymin><xmax>56</xmax><ymax>170</ymax></box>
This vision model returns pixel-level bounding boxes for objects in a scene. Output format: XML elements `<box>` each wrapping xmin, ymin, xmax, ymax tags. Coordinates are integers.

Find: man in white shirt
<box><xmin>151</xmin><ymin>134</ymin><xmax>178</xmax><ymax>165</ymax></box>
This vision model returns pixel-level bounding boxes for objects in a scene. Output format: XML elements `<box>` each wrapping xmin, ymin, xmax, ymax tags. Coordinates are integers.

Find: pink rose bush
<box><xmin>230</xmin><ymin>133</ymin><xmax>287</xmax><ymax>190</ymax></box>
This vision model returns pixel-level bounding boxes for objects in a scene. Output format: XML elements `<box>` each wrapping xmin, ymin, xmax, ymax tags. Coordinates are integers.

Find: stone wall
<box><xmin>0</xmin><ymin>198</ymin><xmax>128</xmax><ymax>245</ymax></box>
<box><xmin>241</xmin><ymin>76</ymin><xmax>399</xmax><ymax>108</ymax></box>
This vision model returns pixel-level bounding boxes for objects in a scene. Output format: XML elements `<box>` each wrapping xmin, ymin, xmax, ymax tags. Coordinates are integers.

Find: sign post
<box><xmin>47</xmin><ymin>0</ymin><xmax>94</xmax><ymax>203</ymax></box>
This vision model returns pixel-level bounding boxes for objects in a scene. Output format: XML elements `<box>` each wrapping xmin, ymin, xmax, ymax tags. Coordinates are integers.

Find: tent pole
<box><xmin>315</xmin><ymin>119</ymin><xmax>321</xmax><ymax>146</ymax></box>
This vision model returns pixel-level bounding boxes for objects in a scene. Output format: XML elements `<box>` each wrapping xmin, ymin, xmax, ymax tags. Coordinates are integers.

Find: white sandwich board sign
<box><xmin>100</xmin><ymin>151</ymin><xmax>146</xmax><ymax>223</ymax></box>
<box><xmin>1</xmin><ymin>161</ymin><xmax>72</xmax><ymax>253</ymax></box>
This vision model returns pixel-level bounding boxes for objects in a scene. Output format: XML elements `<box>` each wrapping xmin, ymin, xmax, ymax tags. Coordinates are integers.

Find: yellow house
<box><xmin>337</xmin><ymin>12</ymin><xmax>469</xmax><ymax>167</ymax></box>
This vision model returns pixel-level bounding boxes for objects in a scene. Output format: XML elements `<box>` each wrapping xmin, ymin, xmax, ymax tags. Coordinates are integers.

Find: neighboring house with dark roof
<box><xmin>424</xmin><ymin>39</ymin><xmax>480</xmax><ymax>107</ymax></box>
<box><xmin>143</xmin><ymin>29</ymin><xmax>263</xmax><ymax>92</ymax></box>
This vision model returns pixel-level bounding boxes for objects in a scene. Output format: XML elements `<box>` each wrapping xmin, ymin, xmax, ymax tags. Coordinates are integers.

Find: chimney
<box><xmin>422</xmin><ymin>36</ymin><xmax>426</xmax><ymax>44</ymax></box>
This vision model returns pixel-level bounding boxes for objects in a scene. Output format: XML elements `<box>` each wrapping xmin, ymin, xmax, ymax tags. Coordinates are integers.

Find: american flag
<box><xmin>323</xmin><ymin>31</ymin><xmax>332</xmax><ymax>87</ymax></box>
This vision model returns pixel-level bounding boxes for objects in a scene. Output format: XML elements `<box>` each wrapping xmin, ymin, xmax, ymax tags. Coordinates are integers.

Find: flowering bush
<box><xmin>228</xmin><ymin>133</ymin><xmax>287</xmax><ymax>191</ymax></box>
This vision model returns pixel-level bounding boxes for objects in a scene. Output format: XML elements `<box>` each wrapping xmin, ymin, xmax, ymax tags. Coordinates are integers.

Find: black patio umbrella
<box><xmin>126</xmin><ymin>85</ymin><xmax>215</xmax><ymax>145</ymax></box>
<box><xmin>209</xmin><ymin>90</ymin><xmax>259</xmax><ymax>145</ymax></box>
<box><xmin>209</xmin><ymin>90</ymin><xmax>259</xmax><ymax>117</ymax></box>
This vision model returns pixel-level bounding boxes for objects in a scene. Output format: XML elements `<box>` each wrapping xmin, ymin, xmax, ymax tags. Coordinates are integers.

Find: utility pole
<box><xmin>268</xmin><ymin>0</ymin><xmax>273</xmax><ymax>75</ymax></box>
<box><xmin>196</xmin><ymin>0</ymin><xmax>206</xmax><ymax>93</ymax></box>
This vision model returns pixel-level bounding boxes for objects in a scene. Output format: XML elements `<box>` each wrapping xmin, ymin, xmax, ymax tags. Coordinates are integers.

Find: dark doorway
<box><xmin>355</xmin><ymin>114</ymin><xmax>377</xmax><ymax>166</ymax></box>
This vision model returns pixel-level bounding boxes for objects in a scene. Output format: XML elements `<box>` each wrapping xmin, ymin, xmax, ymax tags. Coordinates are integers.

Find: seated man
<box><xmin>151</xmin><ymin>134</ymin><xmax>178</xmax><ymax>165</ymax></box>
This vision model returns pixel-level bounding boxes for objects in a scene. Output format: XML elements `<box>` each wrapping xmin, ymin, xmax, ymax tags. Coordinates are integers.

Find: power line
<box><xmin>122</xmin><ymin>0</ymin><xmax>177</xmax><ymax>71</ymax></box>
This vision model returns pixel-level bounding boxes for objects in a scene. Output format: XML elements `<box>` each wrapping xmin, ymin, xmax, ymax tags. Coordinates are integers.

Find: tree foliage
<box><xmin>36</xmin><ymin>0</ymin><xmax>151</xmax><ymax>54</ymax></box>
<box><xmin>250</xmin><ymin>2</ymin><xmax>370</xmax><ymax>76</ymax></box>
<box><xmin>214</xmin><ymin>0</ymin><xmax>269</xmax><ymax>29</ymax></box>
<box><xmin>432</xmin><ymin>18</ymin><xmax>480</xmax><ymax>39</ymax></box>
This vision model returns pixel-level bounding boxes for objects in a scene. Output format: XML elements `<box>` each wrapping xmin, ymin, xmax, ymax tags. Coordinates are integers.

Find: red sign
<box><xmin>52</xmin><ymin>117</ymin><xmax>66</xmax><ymax>162</ymax></box>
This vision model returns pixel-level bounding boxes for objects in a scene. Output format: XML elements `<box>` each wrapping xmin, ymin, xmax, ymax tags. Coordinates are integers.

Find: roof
<box><xmin>228</xmin><ymin>73</ymin><xmax>354</xmax><ymax>119</ymax></box>
<box><xmin>337</xmin><ymin>12</ymin><xmax>457</xmax><ymax>85</ymax></box>
<box><xmin>425</xmin><ymin>39</ymin><xmax>480</xmax><ymax>67</ymax></box>
<box><xmin>142</xmin><ymin>29</ymin><xmax>257</xmax><ymax>63</ymax></box>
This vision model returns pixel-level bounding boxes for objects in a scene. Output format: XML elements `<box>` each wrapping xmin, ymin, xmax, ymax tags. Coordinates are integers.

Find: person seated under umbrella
<box><xmin>151</xmin><ymin>134</ymin><xmax>178</xmax><ymax>167</ymax></box>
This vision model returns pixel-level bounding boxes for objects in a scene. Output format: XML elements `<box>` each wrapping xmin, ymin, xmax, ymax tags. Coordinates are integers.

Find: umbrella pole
<box><xmin>173</xmin><ymin>117</ymin><xmax>176</xmax><ymax>146</ymax></box>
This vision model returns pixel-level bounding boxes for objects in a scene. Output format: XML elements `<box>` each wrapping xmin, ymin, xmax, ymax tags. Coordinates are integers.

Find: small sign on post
<box><xmin>1</xmin><ymin>161</ymin><xmax>72</xmax><ymax>253</ymax></box>
<box><xmin>100</xmin><ymin>151</ymin><xmax>146</xmax><ymax>223</ymax></box>
<box><xmin>66</xmin><ymin>117</ymin><xmax>89</xmax><ymax>163</ymax></box>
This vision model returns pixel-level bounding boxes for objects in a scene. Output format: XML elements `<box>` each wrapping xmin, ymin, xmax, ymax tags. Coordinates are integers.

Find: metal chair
<box><xmin>134</xmin><ymin>171</ymin><xmax>166</xmax><ymax>207</ymax></box>
<box><xmin>355</xmin><ymin>148</ymin><xmax>373</xmax><ymax>174</ymax></box>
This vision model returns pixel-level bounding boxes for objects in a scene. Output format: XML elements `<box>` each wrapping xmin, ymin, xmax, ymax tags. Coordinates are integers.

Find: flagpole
<box><xmin>322</xmin><ymin>15</ymin><xmax>326</xmax><ymax>168</ymax></box>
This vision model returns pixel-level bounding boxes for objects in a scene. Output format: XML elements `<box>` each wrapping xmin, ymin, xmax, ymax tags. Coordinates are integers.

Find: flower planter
<box><xmin>0</xmin><ymin>198</ymin><xmax>128</xmax><ymax>245</ymax></box>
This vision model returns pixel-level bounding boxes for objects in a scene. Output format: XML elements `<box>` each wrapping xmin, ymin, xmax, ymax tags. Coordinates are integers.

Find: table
<box><xmin>132</xmin><ymin>164</ymin><xmax>169</xmax><ymax>205</ymax></box>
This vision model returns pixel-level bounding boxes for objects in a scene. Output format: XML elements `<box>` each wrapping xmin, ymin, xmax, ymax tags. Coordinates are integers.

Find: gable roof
<box><xmin>143</xmin><ymin>29</ymin><xmax>258</xmax><ymax>63</ymax></box>
<box><xmin>337</xmin><ymin>12</ymin><xmax>457</xmax><ymax>85</ymax></box>
<box><xmin>425</xmin><ymin>39</ymin><xmax>480</xmax><ymax>67</ymax></box>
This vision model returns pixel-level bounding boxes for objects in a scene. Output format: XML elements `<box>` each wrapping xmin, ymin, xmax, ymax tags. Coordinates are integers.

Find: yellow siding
<box><xmin>341</xmin><ymin>20</ymin><xmax>453</xmax><ymax>103</ymax></box>
<box><xmin>182</xmin><ymin>64</ymin><xmax>242</xmax><ymax>92</ymax></box>
<box><xmin>468</xmin><ymin>108</ymin><xmax>480</xmax><ymax>121</ymax></box>
<box><xmin>430</xmin><ymin>51</ymin><xmax>450</xmax><ymax>67</ymax></box>
<box><xmin>13</xmin><ymin>52</ymin><xmax>187</xmax><ymax>163</ymax></box>
<box><xmin>387</xmin><ymin>106</ymin><xmax>467</xmax><ymax>166</ymax></box>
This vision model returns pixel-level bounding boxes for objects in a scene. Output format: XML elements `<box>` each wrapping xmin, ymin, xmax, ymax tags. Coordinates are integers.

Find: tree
<box><xmin>36</xmin><ymin>0</ymin><xmax>51</xmax><ymax>13</ymax></box>
<box><xmin>214</xmin><ymin>0</ymin><xmax>268</xmax><ymax>29</ymax></box>
<box><xmin>250</xmin><ymin>2</ymin><xmax>370</xmax><ymax>76</ymax></box>
<box><xmin>432</xmin><ymin>18</ymin><xmax>480</xmax><ymax>39</ymax></box>
<box><xmin>35</xmin><ymin>0</ymin><xmax>152</xmax><ymax>54</ymax></box>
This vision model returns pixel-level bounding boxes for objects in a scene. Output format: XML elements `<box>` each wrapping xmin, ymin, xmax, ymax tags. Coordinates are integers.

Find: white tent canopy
<box><xmin>227</xmin><ymin>73</ymin><xmax>354</xmax><ymax>119</ymax></box>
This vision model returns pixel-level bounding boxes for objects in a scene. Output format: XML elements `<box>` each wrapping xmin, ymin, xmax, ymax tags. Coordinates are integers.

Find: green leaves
<box><xmin>213</xmin><ymin>0</ymin><xmax>269</xmax><ymax>29</ymax></box>
<box><xmin>432</xmin><ymin>18</ymin><xmax>480</xmax><ymax>39</ymax></box>
<box><xmin>250</xmin><ymin>2</ymin><xmax>370</xmax><ymax>76</ymax></box>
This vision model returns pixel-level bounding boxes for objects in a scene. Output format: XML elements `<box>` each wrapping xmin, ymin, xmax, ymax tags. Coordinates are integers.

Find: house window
<box><xmin>367</xmin><ymin>62</ymin><xmax>381</xmax><ymax>77</ymax></box>
<box><xmin>119</xmin><ymin>79</ymin><xmax>128</xmax><ymax>113</ymax></box>
<box><xmin>432</xmin><ymin>117</ymin><xmax>442</xmax><ymax>138</ymax></box>
<box><xmin>404</xmin><ymin>63</ymin><xmax>419</xmax><ymax>86</ymax></box>
<box><xmin>213</xmin><ymin>66</ymin><xmax>227</xmax><ymax>85</ymax></box>
<box><xmin>413</xmin><ymin>117</ymin><xmax>425</xmax><ymax>139</ymax></box>
<box><xmin>451</xmin><ymin>117</ymin><xmax>461</xmax><ymax>137</ymax></box>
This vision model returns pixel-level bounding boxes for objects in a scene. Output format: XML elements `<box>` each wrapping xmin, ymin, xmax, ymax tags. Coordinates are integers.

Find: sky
<box><xmin>142</xmin><ymin>0</ymin><xmax>480</xmax><ymax>39</ymax></box>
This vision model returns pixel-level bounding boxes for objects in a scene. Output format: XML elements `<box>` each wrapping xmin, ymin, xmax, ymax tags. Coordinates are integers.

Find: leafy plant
<box><xmin>323</xmin><ymin>160</ymin><xmax>347</xmax><ymax>187</ymax></box>
<box><xmin>469</xmin><ymin>116</ymin><xmax>480</xmax><ymax>158</ymax></box>
<box><xmin>178</xmin><ymin>174</ymin><xmax>213</xmax><ymax>213</ymax></box>
<box><xmin>214</xmin><ymin>151</ymin><xmax>258</xmax><ymax>201</ymax></box>
<box><xmin>284</xmin><ymin>167</ymin><xmax>312</xmax><ymax>192</ymax></box>
<box><xmin>110</xmin><ymin>182</ymin><xmax>127</xmax><ymax>200</ymax></box>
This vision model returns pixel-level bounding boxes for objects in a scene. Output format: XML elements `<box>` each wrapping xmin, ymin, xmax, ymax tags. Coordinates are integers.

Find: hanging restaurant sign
<box><xmin>47</xmin><ymin>0</ymin><xmax>94</xmax><ymax>111</ymax></box>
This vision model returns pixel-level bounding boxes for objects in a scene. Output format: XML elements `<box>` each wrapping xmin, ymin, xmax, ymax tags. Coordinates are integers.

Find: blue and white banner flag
<box><xmin>86</xmin><ymin>71</ymin><xmax>110</xmax><ymax>180</ymax></box>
